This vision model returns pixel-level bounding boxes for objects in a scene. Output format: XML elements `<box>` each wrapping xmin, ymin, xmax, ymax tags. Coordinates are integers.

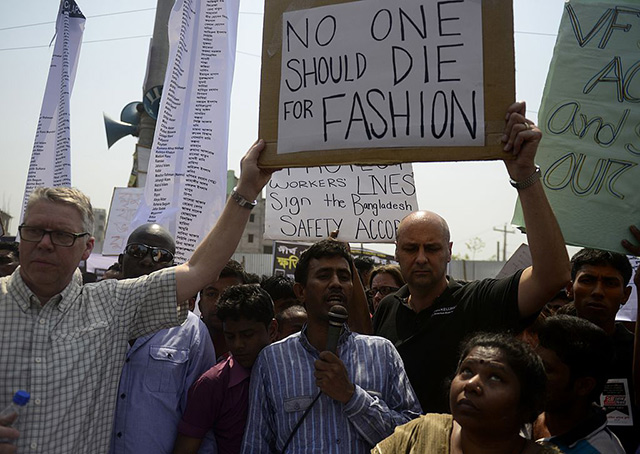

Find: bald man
<box><xmin>373</xmin><ymin>102</ymin><xmax>570</xmax><ymax>413</ymax></box>
<box><xmin>109</xmin><ymin>224</ymin><xmax>215</xmax><ymax>454</ymax></box>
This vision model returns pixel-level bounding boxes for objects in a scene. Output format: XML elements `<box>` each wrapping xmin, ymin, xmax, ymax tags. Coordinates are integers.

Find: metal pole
<box><xmin>135</xmin><ymin>0</ymin><xmax>172</xmax><ymax>186</ymax></box>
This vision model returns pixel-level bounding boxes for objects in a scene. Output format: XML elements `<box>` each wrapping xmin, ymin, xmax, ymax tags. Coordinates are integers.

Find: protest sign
<box><xmin>103</xmin><ymin>188</ymin><xmax>144</xmax><ymax>256</ymax></box>
<box><xmin>272</xmin><ymin>240</ymin><xmax>310</xmax><ymax>279</ymax></box>
<box><xmin>21</xmin><ymin>0</ymin><xmax>85</xmax><ymax>219</ymax></box>
<box><xmin>131</xmin><ymin>0</ymin><xmax>239</xmax><ymax>263</ymax></box>
<box><xmin>495</xmin><ymin>243</ymin><xmax>531</xmax><ymax>279</ymax></box>
<box><xmin>258</xmin><ymin>0</ymin><xmax>514</xmax><ymax>167</ymax></box>
<box><xmin>351</xmin><ymin>248</ymin><xmax>397</xmax><ymax>266</ymax></box>
<box><xmin>265</xmin><ymin>164</ymin><xmax>418</xmax><ymax>242</ymax></box>
<box><xmin>513</xmin><ymin>0</ymin><xmax>640</xmax><ymax>254</ymax></box>
<box><xmin>272</xmin><ymin>240</ymin><xmax>395</xmax><ymax>279</ymax></box>
<box><xmin>616</xmin><ymin>255</ymin><xmax>638</xmax><ymax>322</ymax></box>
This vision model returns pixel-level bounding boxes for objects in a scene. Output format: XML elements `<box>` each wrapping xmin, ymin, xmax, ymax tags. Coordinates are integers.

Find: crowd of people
<box><xmin>0</xmin><ymin>102</ymin><xmax>639</xmax><ymax>454</ymax></box>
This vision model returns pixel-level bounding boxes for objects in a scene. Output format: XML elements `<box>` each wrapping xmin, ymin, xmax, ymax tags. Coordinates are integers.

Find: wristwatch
<box><xmin>230</xmin><ymin>187</ymin><xmax>257</xmax><ymax>210</ymax></box>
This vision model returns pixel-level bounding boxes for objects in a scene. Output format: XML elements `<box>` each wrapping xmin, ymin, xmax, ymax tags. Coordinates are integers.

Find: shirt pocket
<box><xmin>283</xmin><ymin>395</ymin><xmax>325</xmax><ymax>452</ymax></box>
<box><xmin>145</xmin><ymin>345</ymin><xmax>189</xmax><ymax>393</ymax></box>
<box><xmin>51</xmin><ymin>322</ymin><xmax>110</xmax><ymax>383</ymax></box>
<box><xmin>283</xmin><ymin>395</ymin><xmax>315</xmax><ymax>413</ymax></box>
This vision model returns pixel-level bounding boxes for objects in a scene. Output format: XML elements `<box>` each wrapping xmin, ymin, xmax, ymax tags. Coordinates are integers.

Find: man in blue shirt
<box><xmin>242</xmin><ymin>239</ymin><xmax>421</xmax><ymax>454</ymax></box>
<box><xmin>109</xmin><ymin>223</ymin><xmax>215</xmax><ymax>454</ymax></box>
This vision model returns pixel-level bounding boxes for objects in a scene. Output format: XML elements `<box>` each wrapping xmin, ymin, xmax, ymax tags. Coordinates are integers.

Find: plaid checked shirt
<box><xmin>0</xmin><ymin>267</ymin><xmax>187</xmax><ymax>454</ymax></box>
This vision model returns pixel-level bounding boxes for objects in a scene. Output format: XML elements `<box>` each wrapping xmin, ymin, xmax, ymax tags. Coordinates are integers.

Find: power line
<box><xmin>0</xmin><ymin>35</ymin><xmax>152</xmax><ymax>52</ymax></box>
<box><xmin>516</xmin><ymin>30</ymin><xmax>557</xmax><ymax>37</ymax></box>
<box><xmin>0</xmin><ymin>8</ymin><xmax>263</xmax><ymax>32</ymax></box>
<box><xmin>0</xmin><ymin>7</ymin><xmax>156</xmax><ymax>31</ymax></box>
<box><xmin>0</xmin><ymin>36</ymin><xmax>263</xmax><ymax>54</ymax></box>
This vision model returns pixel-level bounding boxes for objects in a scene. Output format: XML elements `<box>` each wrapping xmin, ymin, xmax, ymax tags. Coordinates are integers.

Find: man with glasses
<box><xmin>109</xmin><ymin>223</ymin><xmax>215</xmax><ymax>454</ymax></box>
<box><xmin>0</xmin><ymin>140</ymin><xmax>273</xmax><ymax>453</ymax></box>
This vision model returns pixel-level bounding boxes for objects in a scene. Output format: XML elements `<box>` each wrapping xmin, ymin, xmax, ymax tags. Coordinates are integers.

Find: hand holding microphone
<box><xmin>314</xmin><ymin>304</ymin><xmax>355</xmax><ymax>403</ymax></box>
<box><xmin>326</xmin><ymin>304</ymin><xmax>348</xmax><ymax>354</ymax></box>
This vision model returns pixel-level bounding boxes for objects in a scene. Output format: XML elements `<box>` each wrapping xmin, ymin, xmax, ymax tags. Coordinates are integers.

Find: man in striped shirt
<box><xmin>241</xmin><ymin>239</ymin><xmax>421</xmax><ymax>454</ymax></box>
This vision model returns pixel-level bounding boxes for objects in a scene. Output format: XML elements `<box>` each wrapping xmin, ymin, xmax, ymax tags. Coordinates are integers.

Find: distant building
<box><xmin>0</xmin><ymin>209</ymin><xmax>12</xmax><ymax>237</ymax></box>
<box><xmin>227</xmin><ymin>170</ymin><xmax>273</xmax><ymax>255</ymax></box>
<box><xmin>92</xmin><ymin>208</ymin><xmax>107</xmax><ymax>254</ymax></box>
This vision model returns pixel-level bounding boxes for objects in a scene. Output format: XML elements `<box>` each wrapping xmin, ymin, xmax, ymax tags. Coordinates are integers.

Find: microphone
<box><xmin>326</xmin><ymin>304</ymin><xmax>348</xmax><ymax>354</ymax></box>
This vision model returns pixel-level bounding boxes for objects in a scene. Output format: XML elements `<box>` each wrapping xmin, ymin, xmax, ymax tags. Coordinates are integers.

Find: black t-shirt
<box><xmin>373</xmin><ymin>271</ymin><xmax>524</xmax><ymax>413</ymax></box>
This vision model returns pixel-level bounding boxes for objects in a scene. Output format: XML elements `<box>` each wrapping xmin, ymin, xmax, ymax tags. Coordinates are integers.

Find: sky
<box><xmin>0</xmin><ymin>0</ymin><xmax>567</xmax><ymax>260</ymax></box>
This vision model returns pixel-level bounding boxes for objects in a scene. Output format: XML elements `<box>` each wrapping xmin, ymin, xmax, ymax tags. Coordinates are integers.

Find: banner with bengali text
<box><xmin>132</xmin><ymin>0</ymin><xmax>240</xmax><ymax>263</ymax></box>
<box><xmin>21</xmin><ymin>0</ymin><xmax>85</xmax><ymax>220</ymax></box>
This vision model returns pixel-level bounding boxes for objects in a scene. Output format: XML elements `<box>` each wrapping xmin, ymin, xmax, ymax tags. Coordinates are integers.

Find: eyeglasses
<box><xmin>19</xmin><ymin>225</ymin><xmax>89</xmax><ymax>247</ymax></box>
<box><xmin>366</xmin><ymin>286</ymin><xmax>400</xmax><ymax>299</ymax></box>
<box><xmin>124</xmin><ymin>243</ymin><xmax>174</xmax><ymax>264</ymax></box>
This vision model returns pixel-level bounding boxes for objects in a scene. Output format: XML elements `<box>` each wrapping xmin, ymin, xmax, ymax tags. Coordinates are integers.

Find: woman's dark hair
<box><xmin>456</xmin><ymin>332</ymin><xmax>547</xmax><ymax>424</ymax></box>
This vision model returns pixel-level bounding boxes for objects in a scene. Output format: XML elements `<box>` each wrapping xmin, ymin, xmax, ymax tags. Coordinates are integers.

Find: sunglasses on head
<box><xmin>124</xmin><ymin>243</ymin><xmax>174</xmax><ymax>264</ymax></box>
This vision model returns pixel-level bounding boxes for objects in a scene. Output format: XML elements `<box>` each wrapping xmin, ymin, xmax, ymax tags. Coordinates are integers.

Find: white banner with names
<box><xmin>132</xmin><ymin>0</ymin><xmax>240</xmax><ymax>263</ymax></box>
<box><xmin>21</xmin><ymin>0</ymin><xmax>85</xmax><ymax>218</ymax></box>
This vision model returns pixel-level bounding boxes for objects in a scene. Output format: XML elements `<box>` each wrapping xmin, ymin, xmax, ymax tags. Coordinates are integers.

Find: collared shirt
<box><xmin>241</xmin><ymin>327</ymin><xmax>421</xmax><ymax>454</ymax></box>
<box><xmin>178</xmin><ymin>355</ymin><xmax>251</xmax><ymax>454</ymax></box>
<box><xmin>109</xmin><ymin>311</ymin><xmax>215</xmax><ymax>454</ymax></box>
<box><xmin>0</xmin><ymin>267</ymin><xmax>187</xmax><ymax>454</ymax></box>
<box><xmin>541</xmin><ymin>406</ymin><xmax>625</xmax><ymax>454</ymax></box>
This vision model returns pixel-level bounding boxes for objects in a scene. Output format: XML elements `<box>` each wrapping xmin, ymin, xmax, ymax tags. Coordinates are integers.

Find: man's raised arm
<box><xmin>175</xmin><ymin>140</ymin><xmax>276</xmax><ymax>303</ymax></box>
<box><xmin>502</xmin><ymin>102</ymin><xmax>571</xmax><ymax>318</ymax></box>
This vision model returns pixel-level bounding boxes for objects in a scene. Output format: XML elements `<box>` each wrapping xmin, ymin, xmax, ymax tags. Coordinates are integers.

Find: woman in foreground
<box><xmin>372</xmin><ymin>333</ymin><xmax>559</xmax><ymax>454</ymax></box>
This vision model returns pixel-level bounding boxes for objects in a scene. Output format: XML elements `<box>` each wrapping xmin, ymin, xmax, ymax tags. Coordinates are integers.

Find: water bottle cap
<box><xmin>12</xmin><ymin>390</ymin><xmax>30</xmax><ymax>406</ymax></box>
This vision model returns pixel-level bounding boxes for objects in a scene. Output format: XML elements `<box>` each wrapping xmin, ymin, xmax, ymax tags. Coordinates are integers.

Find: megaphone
<box><xmin>120</xmin><ymin>101</ymin><xmax>143</xmax><ymax>126</ymax></box>
<box><xmin>103</xmin><ymin>113</ymin><xmax>139</xmax><ymax>148</ymax></box>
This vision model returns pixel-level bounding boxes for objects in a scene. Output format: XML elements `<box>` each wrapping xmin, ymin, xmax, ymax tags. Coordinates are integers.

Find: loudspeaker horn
<box><xmin>103</xmin><ymin>113</ymin><xmax>138</xmax><ymax>149</ymax></box>
<box><xmin>120</xmin><ymin>101</ymin><xmax>143</xmax><ymax>125</ymax></box>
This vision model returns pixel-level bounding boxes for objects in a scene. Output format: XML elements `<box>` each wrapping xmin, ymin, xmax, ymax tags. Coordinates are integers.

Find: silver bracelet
<box><xmin>509</xmin><ymin>165</ymin><xmax>541</xmax><ymax>190</ymax></box>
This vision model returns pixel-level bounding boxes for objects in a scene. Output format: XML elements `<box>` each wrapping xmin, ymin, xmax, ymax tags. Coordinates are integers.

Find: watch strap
<box><xmin>230</xmin><ymin>187</ymin><xmax>257</xmax><ymax>209</ymax></box>
<box><xmin>509</xmin><ymin>165</ymin><xmax>541</xmax><ymax>190</ymax></box>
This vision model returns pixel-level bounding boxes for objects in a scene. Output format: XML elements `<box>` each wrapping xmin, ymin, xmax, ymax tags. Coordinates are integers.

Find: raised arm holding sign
<box><xmin>373</xmin><ymin>102</ymin><xmax>571</xmax><ymax>413</ymax></box>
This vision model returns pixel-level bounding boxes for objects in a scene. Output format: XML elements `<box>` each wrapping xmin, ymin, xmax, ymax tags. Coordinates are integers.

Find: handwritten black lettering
<box><xmin>399</xmin><ymin>5</ymin><xmax>427</xmax><ymax>40</ymax></box>
<box><xmin>355</xmin><ymin>218</ymin><xmax>400</xmax><ymax>240</ymax></box>
<box><xmin>566</xmin><ymin>4</ymin><xmax>640</xmax><ymax>49</ymax></box>
<box><xmin>547</xmin><ymin>101</ymin><xmax>629</xmax><ymax>146</ymax></box>
<box><xmin>437</xmin><ymin>0</ymin><xmax>463</xmax><ymax>37</ymax></box>
<box><xmin>437</xmin><ymin>43</ymin><xmax>463</xmax><ymax>82</ymax></box>
<box><xmin>286</xmin><ymin>18</ymin><xmax>309</xmax><ymax>52</ymax></box>
<box><xmin>315</xmin><ymin>15</ymin><xmax>337</xmax><ymax>47</ymax></box>
<box><xmin>544</xmin><ymin>152</ymin><xmax>636</xmax><ymax>200</ymax></box>
<box><xmin>584</xmin><ymin>56</ymin><xmax>640</xmax><ymax>102</ymax></box>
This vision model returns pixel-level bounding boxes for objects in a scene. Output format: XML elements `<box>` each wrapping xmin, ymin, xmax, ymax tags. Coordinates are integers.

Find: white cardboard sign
<box><xmin>265</xmin><ymin>164</ymin><xmax>418</xmax><ymax>242</ymax></box>
<box><xmin>277</xmin><ymin>0</ymin><xmax>485</xmax><ymax>154</ymax></box>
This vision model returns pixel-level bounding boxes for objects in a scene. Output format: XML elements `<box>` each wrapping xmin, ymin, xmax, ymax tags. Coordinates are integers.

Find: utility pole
<box><xmin>493</xmin><ymin>223</ymin><xmax>515</xmax><ymax>261</ymax></box>
<box><xmin>133</xmin><ymin>0</ymin><xmax>172</xmax><ymax>187</ymax></box>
